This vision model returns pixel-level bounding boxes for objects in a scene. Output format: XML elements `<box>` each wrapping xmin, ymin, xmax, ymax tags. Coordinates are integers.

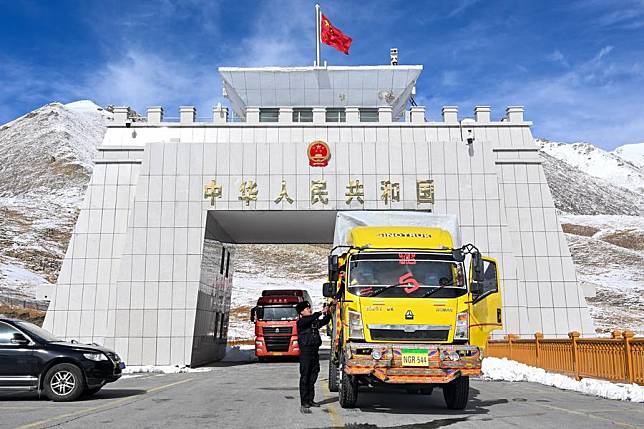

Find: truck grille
<box><xmin>369</xmin><ymin>328</ymin><xmax>449</xmax><ymax>342</ymax></box>
<box><xmin>264</xmin><ymin>336</ymin><xmax>291</xmax><ymax>352</ymax></box>
<box><xmin>263</xmin><ymin>326</ymin><xmax>293</xmax><ymax>335</ymax></box>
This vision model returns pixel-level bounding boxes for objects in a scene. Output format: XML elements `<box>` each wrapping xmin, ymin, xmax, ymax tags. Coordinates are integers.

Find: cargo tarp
<box><xmin>332</xmin><ymin>211</ymin><xmax>461</xmax><ymax>251</ymax></box>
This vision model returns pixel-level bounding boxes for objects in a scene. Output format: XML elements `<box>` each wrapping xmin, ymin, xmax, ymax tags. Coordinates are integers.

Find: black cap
<box><xmin>296</xmin><ymin>301</ymin><xmax>311</xmax><ymax>314</ymax></box>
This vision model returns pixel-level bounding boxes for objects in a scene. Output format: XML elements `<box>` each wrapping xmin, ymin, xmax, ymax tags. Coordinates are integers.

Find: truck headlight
<box><xmin>348</xmin><ymin>311</ymin><xmax>364</xmax><ymax>340</ymax></box>
<box><xmin>83</xmin><ymin>353</ymin><xmax>108</xmax><ymax>362</ymax></box>
<box><xmin>454</xmin><ymin>312</ymin><xmax>469</xmax><ymax>340</ymax></box>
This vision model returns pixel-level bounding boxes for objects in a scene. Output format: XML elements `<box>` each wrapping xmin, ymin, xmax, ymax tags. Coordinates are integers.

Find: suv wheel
<box><xmin>44</xmin><ymin>364</ymin><xmax>85</xmax><ymax>402</ymax></box>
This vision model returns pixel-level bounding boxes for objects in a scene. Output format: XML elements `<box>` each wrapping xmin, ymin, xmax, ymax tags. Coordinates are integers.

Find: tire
<box><xmin>43</xmin><ymin>363</ymin><xmax>85</xmax><ymax>402</ymax></box>
<box><xmin>328</xmin><ymin>356</ymin><xmax>339</xmax><ymax>392</ymax></box>
<box><xmin>338</xmin><ymin>353</ymin><xmax>358</xmax><ymax>408</ymax></box>
<box><xmin>83</xmin><ymin>386</ymin><xmax>102</xmax><ymax>397</ymax></box>
<box><xmin>443</xmin><ymin>376</ymin><xmax>469</xmax><ymax>410</ymax></box>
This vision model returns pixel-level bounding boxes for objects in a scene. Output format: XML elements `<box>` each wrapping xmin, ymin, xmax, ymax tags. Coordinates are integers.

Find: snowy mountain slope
<box><xmin>559</xmin><ymin>215</ymin><xmax>644</xmax><ymax>334</ymax></box>
<box><xmin>0</xmin><ymin>101</ymin><xmax>107</xmax><ymax>300</ymax></box>
<box><xmin>613</xmin><ymin>143</ymin><xmax>644</xmax><ymax>169</ymax></box>
<box><xmin>538</xmin><ymin>140</ymin><xmax>644</xmax><ymax>194</ymax></box>
<box><xmin>539</xmin><ymin>152</ymin><xmax>643</xmax><ymax>216</ymax></box>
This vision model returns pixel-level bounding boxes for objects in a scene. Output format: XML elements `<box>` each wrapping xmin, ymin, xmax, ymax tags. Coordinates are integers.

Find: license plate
<box><xmin>119</xmin><ymin>362</ymin><xmax>126</xmax><ymax>369</ymax></box>
<box><xmin>401</xmin><ymin>349</ymin><xmax>429</xmax><ymax>367</ymax></box>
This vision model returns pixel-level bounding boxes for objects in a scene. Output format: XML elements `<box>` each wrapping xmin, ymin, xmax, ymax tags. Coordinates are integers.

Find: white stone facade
<box><xmin>43</xmin><ymin>65</ymin><xmax>594</xmax><ymax>366</ymax></box>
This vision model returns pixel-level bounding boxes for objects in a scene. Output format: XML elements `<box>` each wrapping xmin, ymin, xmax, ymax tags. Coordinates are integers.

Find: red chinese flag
<box><xmin>321</xmin><ymin>13</ymin><xmax>352</xmax><ymax>55</ymax></box>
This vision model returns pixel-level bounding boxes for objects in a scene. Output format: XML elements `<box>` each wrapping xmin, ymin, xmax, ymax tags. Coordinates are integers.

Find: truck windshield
<box><xmin>347</xmin><ymin>252</ymin><xmax>465</xmax><ymax>298</ymax></box>
<box><xmin>259</xmin><ymin>306</ymin><xmax>298</xmax><ymax>321</ymax></box>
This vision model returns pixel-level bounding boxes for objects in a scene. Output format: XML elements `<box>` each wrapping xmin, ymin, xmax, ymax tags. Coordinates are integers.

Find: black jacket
<box><xmin>297</xmin><ymin>312</ymin><xmax>332</xmax><ymax>351</ymax></box>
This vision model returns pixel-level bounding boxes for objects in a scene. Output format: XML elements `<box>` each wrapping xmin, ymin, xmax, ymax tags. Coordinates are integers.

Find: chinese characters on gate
<box><xmin>204</xmin><ymin>178</ymin><xmax>434</xmax><ymax>206</ymax></box>
<box><xmin>203</xmin><ymin>139</ymin><xmax>434</xmax><ymax>207</ymax></box>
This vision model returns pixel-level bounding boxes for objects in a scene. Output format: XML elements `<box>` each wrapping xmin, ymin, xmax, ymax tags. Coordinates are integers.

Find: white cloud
<box><xmin>73</xmin><ymin>0</ymin><xmax>313</xmax><ymax>115</ymax></box>
<box><xmin>426</xmin><ymin>45</ymin><xmax>644</xmax><ymax>149</ymax></box>
<box><xmin>547</xmin><ymin>50</ymin><xmax>569</xmax><ymax>67</ymax></box>
<box><xmin>231</xmin><ymin>0</ymin><xmax>312</xmax><ymax>67</ymax></box>
<box><xmin>77</xmin><ymin>50</ymin><xmax>222</xmax><ymax>117</ymax></box>
<box><xmin>595</xmin><ymin>2</ymin><xmax>644</xmax><ymax>29</ymax></box>
<box><xmin>447</xmin><ymin>0</ymin><xmax>480</xmax><ymax>18</ymax></box>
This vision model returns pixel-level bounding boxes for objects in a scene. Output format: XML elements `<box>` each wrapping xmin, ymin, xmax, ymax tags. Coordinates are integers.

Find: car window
<box><xmin>0</xmin><ymin>322</ymin><xmax>21</xmax><ymax>345</ymax></box>
<box><xmin>14</xmin><ymin>321</ymin><xmax>60</xmax><ymax>342</ymax></box>
<box><xmin>482</xmin><ymin>260</ymin><xmax>498</xmax><ymax>294</ymax></box>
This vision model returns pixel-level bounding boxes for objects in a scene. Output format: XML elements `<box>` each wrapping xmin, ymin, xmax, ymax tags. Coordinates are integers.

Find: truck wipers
<box><xmin>362</xmin><ymin>283</ymin><xmax>405</xmax><ymax>297</ymax></box>
<box><xmin>422</xmin><ymin>280</ymin><xmax>456</xmax><ymax>298</ymax></box>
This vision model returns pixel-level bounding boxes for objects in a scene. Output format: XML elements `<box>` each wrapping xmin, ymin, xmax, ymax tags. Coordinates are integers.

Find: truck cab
<box><xmin>250</xmin><ymin>290</ymin><xmax>312</xmax><ymax>360</ymax></box>
<box><xmin>324</xmin><ymin>226</ymin><xmax>502</xmax><ymax>409</ymax></box>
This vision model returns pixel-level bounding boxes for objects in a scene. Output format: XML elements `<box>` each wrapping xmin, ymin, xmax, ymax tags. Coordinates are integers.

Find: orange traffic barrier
<box><xmin>486</xmin><ymin>330</ymin><xmax>643</xmax><ymax>385</ymax></box>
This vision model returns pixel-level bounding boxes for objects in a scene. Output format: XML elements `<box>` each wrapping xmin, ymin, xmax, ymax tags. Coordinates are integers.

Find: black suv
<box><xmin>0</xmin><ymin>318</ymin><xmax>124</xmax><ymax>401</ymax></box>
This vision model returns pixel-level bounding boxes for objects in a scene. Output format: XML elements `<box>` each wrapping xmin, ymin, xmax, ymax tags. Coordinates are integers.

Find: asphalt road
<box><xmin>1</xmin><ymin>354</ymin><xmax>642</xmax><ymax>429</ymax></box>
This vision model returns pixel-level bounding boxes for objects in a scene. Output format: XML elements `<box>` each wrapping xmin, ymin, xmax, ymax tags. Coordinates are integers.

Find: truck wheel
<box><xmin>328</xmin><ymin>358</ymin><xmax>339</xmax><ymax>392</ymax></box>
<box><xmin>43</xmin><ymin>363</ymin><xmax>85</xmax><ymax>402</ymax></box>
<box><xmin>443</xmin><ymin>376</ymin><xmax>469</xmax><ymax>410</ymax></box>
<box><xmin>339</xmin><ymin>373</ymin><xmax>358</xmax><ymax>408</ymax></box>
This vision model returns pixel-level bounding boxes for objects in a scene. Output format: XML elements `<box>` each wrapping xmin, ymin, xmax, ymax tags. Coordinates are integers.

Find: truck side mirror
<box><xmin>11</xmin><ymin>333</ymin><xmax>30</xmax><ymax>346</ymax></box>
<box><xmin>322</xmin><ymin>282</ymin><xmax>335</xmax><ymax>298</ymax></box>
<box><xmin>328</xmin><ymin>255</ymin><xmax>339</xmax><ymax>282</ymax></box>
<box><xmin>472</xmin><ymin>253</ymin><xmax>484</xmax><ymax>282</ymax></box>
<box><xmin>250</xmin><ymin>307</ymin><xmax>256</xmax><ymax>322</ymax></box>
<box><xmin>451</xmin><ymin>248</ymin><xmax>465</xmax><ymax>263</ymax></box>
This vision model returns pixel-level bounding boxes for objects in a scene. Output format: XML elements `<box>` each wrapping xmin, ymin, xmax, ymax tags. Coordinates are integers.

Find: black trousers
<box><xmin>299</xmin><ymin>350</ymin><xmax>320</xmax><ymax>406</ymax></box>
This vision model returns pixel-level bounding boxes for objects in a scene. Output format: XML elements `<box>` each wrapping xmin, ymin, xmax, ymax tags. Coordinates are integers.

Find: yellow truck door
<box><xmin>468</xmin><ymin>257</ymin><xmax>503</xmax><ymax>348</ymax></box>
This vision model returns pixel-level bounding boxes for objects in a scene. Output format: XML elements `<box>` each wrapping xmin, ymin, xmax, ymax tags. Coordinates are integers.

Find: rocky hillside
<box><xmin>539</xmin><ymin>151</ymin><xmax>642</xmax><ymax>216</ymax></box>
<box><xmin>0</xmin><ymin>101</ymin><xmax>108</xmax><ymax>301</ymax></box>
<box><xmin>560</xmin><ymin>215</ymin><xmax>644</xmax><ymax>334</ymax></box>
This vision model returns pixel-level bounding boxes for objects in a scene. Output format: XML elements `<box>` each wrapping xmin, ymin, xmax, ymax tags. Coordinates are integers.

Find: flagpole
<box><xmin>315</xmin><ymin>4</ymin><xmax>321</xmax><ymax>67</ymax></box>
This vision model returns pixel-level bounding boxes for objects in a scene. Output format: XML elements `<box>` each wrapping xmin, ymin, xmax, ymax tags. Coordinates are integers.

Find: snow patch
<box><xmin>613</xmin><ymin>142</ymin><xmax>644</xmax><ymax>169</ymax></box>
<box><xmin>0</xmin><ymin>263</ymin><xmax>51</xmax><ymax>299</ymax></box>
<box><xmin>539</xmin><ymin>140</ymin><xmax>644</xmax><ymax>194</ymax></box>
<box><xmin>64</xmin><ymin>100</ymin><xmax>113</xmax><ymax>120</ymax></box>
<box><xmin>482</xmin><ymin>357</ymin><xmax>644</xmax><ymax>402</ymax></box>
<box><xmin>122</xmin><ymin>365</ymin><xmax>217</xmax><ymax>374</ymax></box>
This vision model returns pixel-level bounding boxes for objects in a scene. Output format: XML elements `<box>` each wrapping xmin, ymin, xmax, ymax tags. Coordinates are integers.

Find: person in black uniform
<box><xmin>295</xmin><ymin>300</ymin><xmax>332</xmax><ymax>414</ymax></box>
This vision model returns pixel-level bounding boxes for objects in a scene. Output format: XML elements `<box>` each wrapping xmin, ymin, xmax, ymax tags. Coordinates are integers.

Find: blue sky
<box><xmin>1</xmin><ymin>0</ymin><xmax>643</xmax><ymax>149</ymax></box>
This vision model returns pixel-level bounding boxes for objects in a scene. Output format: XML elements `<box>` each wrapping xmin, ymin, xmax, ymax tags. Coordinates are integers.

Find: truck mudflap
<box><xmin>343</xmin><ymin>343</ymin><xmax>481</xmax><ymax>384</ymax></box>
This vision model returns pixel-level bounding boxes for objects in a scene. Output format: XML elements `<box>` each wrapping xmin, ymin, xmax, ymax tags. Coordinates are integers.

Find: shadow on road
<box><xmin>314</xmin><ymin>417</ymin><xmax>471</xmax><ymax>429</ymax></box>
<box><xmin>352</xmin><ymin>386</ymin><xmax>507</xmax><ymax>417</ymax></box>
<box><xmin>205</xmin><ymin>349</ymin><xmax>331</xmax><ymax>368</ymax></box>
<box><xmin>0</xmin><ymin>388</ymin><xmax>147</xmax><ymax>402</ymax></box>
<box><xmin>85</xmin><ymin>388</ymin><xmax>147</xmax><ymax>400</ymax></box>
<box><xmin>0</xmin><ymin>391</ymin><xmax>41</xmax><ymax>401</ymax></box>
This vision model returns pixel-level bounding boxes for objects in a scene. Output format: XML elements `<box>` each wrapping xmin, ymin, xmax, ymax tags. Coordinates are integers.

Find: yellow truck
<box><xmin>323</xmin><ymin>224</ymin><xmax>502</xmax><ymax>409</ymax></box>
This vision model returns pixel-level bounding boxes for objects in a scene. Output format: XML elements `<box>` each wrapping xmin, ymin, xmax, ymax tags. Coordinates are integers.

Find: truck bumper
<box><xmin>255</xmin><ymin>336</ymin><xmax>300</xmax><ymax>357</ymax></box>
<box><xmin>343</xmin><ymin>342</ymin><xmax>481</xmax><ymax>384</ymax></box>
